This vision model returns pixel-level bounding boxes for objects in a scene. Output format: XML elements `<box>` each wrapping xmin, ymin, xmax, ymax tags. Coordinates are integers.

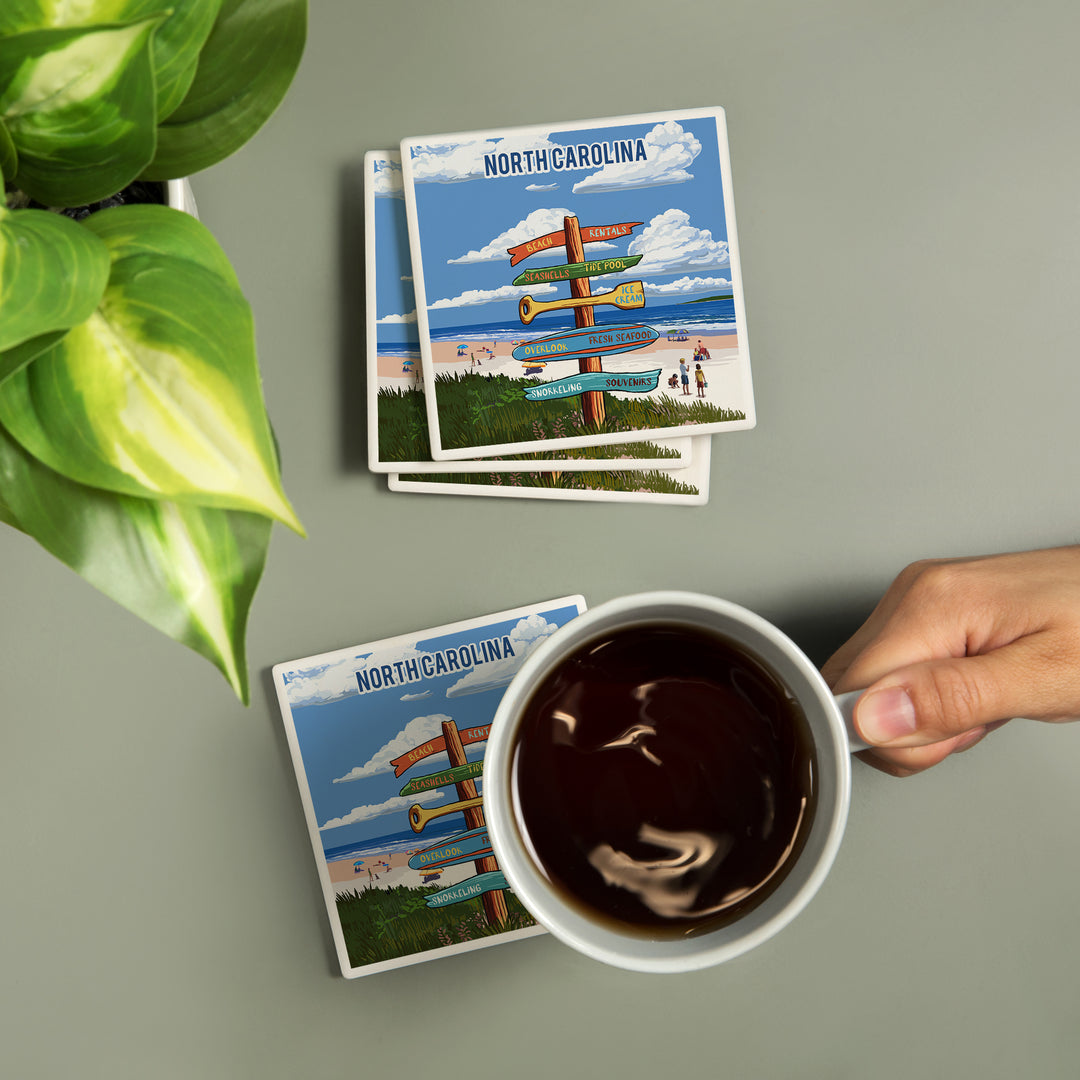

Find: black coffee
<box><xmin>510</xmin><ymin>622</ymin><xmax>817</xmax><ymax>937</ymax></box>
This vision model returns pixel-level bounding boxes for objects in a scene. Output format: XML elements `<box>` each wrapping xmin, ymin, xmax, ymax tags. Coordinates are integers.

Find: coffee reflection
<box><xmin>510</xmin><ymin>623</ymin><xmax>817</xmax><ymax>937</ymax></box>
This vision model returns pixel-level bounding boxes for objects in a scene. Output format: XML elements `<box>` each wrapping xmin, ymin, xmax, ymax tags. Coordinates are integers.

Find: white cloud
<box><xmin>445</xmin><ymin>614</ymin><xmax>561</xmax><ymax>697</ymax></box>
<box><xmin>627</xmin><ymin>209</ymin><xmax>729</xmax><ymax>275</ymax></box>
<box><xmin>448</xmin><ymin>207</ymin><xmax>576</xmax><ymax>265</ymax></box>
<box><xmin>281</xmin><ymin>642</ymin><xmax>425</xmax><ymax>706</ymax></box>
<box><xmin>643</xmin><ymin>275</ymin><xmax>732</xmax><ymax>297</ymax></box>
<box><xmin>429</xmin><ymin>282</ymin><xmax>557</xmax><ymax>310</ymax></box>
<box><xmin>526</xmin><ymin>183</ymin><xmax>558</xmax><ymax>192</ymax></box>
<box><xmin>377</xmin><ymin>311</ymin><xmax>417</xmax><ymax>324</ymax></box>
<box><xmin>372</xmin><ymin>158</ymin><xmax>404</xmax><ymax>198</ymax></box>
<box><xmin>278</xmin><ymin>653</ymin><xmax>372</xmax><ymax>706</ymax></box>
<box><xmin>401</xmin><ymin>690</ymin><xmax>431</xmax><ymax>701</ymax></box>
<box><xmin>319</xmin><ymin>789</ymin><xmax>444</xmax><ymax>831</ymax></box>
<box><xmin>332</xmin><ymin>714</ymin><xmax>453</xmax><ymax>783</ymax></box>
<box><xmin>573</xmin><ymin>121</ymin><xmax>701</xmax><ymax>194</ymax></box>
<box><xmin>409</xmin><ymin>134</ymin><xmax>561</xmax><ymax>184</ymax></box>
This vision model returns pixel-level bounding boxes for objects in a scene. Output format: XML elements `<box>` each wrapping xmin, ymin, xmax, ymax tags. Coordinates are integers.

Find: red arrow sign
<box><xmin>507</xmin><ymin>221</ymin><xmax>642</xmax><ymax>266</ymax></box>
<box><xmin>390</xmin><ymin>724</ymin><xmax>491</xmax><ymax>777</ymax></box>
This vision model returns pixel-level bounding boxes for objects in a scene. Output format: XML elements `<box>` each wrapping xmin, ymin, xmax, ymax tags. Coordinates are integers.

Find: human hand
<box><xmin>821</xmin><ymin>546</ymin><xmax>1080</xmax><ymax>776</ymax></box>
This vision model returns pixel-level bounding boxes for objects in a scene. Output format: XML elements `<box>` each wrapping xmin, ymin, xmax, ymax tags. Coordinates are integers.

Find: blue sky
<box><xmin>373</xmin><ymin>111</ymin><xmax>739</xmax><ymax>336</ymax></box>
<box><xmin>279</xmin><ymin>602</ymin><xmax>583</xmax><ymax>852</ymax></box>
<box><xmin>369</xmin><ymin>156</ymin><xmax>419</xmax><ymax>346</ymax></box>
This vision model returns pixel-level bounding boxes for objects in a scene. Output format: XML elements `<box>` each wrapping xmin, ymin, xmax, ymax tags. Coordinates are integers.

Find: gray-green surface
<box><xmin>4</xmin><ymin>2</ymin><xmax>1080</xmax><ymax>1077</ymax></box>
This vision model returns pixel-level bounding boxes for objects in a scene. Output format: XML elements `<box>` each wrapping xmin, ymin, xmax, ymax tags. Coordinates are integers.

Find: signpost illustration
<box><xmin>403</xmin><ymin>719</ymin><xmax>508</xmax><ymax>926</ymax></box>
<box><xmin>398</xmin><ymin>761</ymin><xmax>483</xmax><ymax>797</ymax></box>
<box><xmin>517</xmin><ymin>280</ymin><xmax>645</xmax><ymax>325</ymax></box>
<box><xmin>407</xmin><ymin>826</ymin><xmax>494</xmax><ymax>872</ymax></box>
<box><xmin>511</xmin><ymin>215</ymin><xmax>659</xmax><ymax>427</ymax></box>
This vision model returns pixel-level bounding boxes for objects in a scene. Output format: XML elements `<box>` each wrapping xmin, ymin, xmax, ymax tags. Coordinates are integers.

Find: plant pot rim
<box><xmin>166</xmin><ymin>178</ymin><xmax>198</xmax><ymax>218</ymax></box>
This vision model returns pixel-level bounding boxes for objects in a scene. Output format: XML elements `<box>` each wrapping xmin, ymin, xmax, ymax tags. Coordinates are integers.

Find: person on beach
<box><xmin>697</xmin><ymin>339</ymin><xmax>711</xmax><ymax>361</ymax></box>
<box><xmin>822</xmin><ymin>546</ymin><xmax>1080</xmax><ymax>778</ymax></box>
<box><xmin>694</xmin><ymin>362</ymin><xmax>706</xmax><ymax>397</ymax></box>
<box><xmin>679</xmin><ymin>358</ymin><xmax>691</xmax><ymax>395</ymax></box>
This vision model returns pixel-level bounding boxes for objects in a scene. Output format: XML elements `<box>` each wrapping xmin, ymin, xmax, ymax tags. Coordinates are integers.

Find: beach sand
<box><xmin>327</xmin><ymin>847</ymin><xmax>480</xmax><ymax>896</ymax></box>
<box><xmin>377</xmin><ymin>332</ymin><xmax>740</xmax><ymax>391</ymax></box>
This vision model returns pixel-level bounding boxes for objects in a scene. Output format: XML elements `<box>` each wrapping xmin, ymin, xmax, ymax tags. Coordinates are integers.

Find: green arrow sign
<box><xmin>398</xmin><ymin>761</ymin><xmax>484</xmax><ymax>797</ymax></box>
<box><xmin>512</xmin><ymin>254</ymin><xmax>642</xmax><ymax>287</ymax></box>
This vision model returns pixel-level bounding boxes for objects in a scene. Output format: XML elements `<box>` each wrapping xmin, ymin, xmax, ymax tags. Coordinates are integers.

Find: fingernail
<box><xmin>858</xmin><ymin>686</ymin><xmax>918</xmax><ymax>744</ymax></box>
<box><xmin>952</xmin><ymin>726</ymin><xmax>987</xmax><ymax>754</ymax></box>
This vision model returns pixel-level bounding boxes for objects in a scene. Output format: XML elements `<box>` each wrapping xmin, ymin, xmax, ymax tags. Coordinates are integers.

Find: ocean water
<box><xmin>378</xmin><ymin>297</ymin><xmax>737</xmax><ymax>358</ymax></box>
<box><xmin>324</xmin><ymin>825</ymin><xmax>464</xmax><ymax>864</ymax></box>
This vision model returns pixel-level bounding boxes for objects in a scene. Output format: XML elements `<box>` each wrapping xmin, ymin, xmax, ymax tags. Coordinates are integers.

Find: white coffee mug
<box><xmin>484</xmin><ymin>591</ymin><xmax>866</xmax><ymax>974</ymax></box>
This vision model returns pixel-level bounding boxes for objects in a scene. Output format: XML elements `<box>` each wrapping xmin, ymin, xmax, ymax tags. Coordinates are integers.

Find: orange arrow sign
<box><xmin>507</xmin><ymin>221</ymin><xmax>642</xmax><ymax>267</ymax></box>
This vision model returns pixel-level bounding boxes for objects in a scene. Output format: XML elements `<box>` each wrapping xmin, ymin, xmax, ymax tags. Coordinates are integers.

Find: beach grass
<box><xmin>336</xmin><ymin>884</ymin><xmax>536</xmax><ymax>968</ymax></box>
<box><xmin>431</xmin><ymin>371</ymin><xmax>744</xmax><ymax>451</ymax></box>
<box><xmin>376</xmin><ymin>387</ymin><xmax>434</xmax><ymax>460</ymax></box>
<box><xmin>377</xmin><ymin>384</ymin><xmax>687</xmax><ymax>463</ymax></box>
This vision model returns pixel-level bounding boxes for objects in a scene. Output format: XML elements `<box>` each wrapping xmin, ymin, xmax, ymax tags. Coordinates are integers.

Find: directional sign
<box><xmin>512</xmin><ymin>254</ymin><xmax>642</xmax><ymax>288</ymax></box>
<box><xmin>507</xmin><ymin>221</ymin><xmax>642</xmax><ymax>266</ymax></box>
<box><xmin>398</xmin><ymin>761</ymin><xmax>484</xmax><ymax>797</ymax></box>
<box><xmin>424</xmin><ymin>870</ymin><xmax>509</xmax><ymax>909</ymax></box>
<box><xmin>408</xmin><ymin>795</ymin><xmax>484</xmax><ymax>833</ymax></box>
<box><xmin>390</xmin><ymin>723</ymin><xmax>490</xmax><ymax>777</ymax></box>
<box><xmin>409</xmin><ymin>827</ymin><xmax>492</xmax><ymax>871</ymax></box>
<box><xmin>513</xmin><ymin>323</ymin><xmax>658</xmax><ymax>364</ymax></box>
<box><xmin>523</xmin><ymin>369</ymin><xmax>662</xmax><ymax>401</ymax></box>
<box><xmin>518</xmin><ymin>280</ymin><xmax>645</xmax><ymax>326</ymax></box>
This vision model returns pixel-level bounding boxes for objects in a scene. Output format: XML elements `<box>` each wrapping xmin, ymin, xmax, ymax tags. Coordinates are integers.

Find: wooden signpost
<box><xmin>400</xmin><ymin>718</ymin><xmax>508</xmax><ymax>927</ymax></box>
<box><xmin>510</xmin><ymin>215</ymin><xmax>652</xmax><ymax>427</ymax></box>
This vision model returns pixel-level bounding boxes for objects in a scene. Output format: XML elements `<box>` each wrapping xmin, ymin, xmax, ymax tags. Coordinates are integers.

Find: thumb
<box><xmin>854</xmin><ymin>635</ymin><xmax>1058</xmax><ymax>747</ymax></box>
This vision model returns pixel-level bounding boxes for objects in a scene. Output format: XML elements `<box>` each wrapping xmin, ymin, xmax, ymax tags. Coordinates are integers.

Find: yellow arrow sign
<box><xmin>408</xmin><ymin>796</ymin><xmax>483</xmax><ymax>833</ymax></box>
<box><xmin>518</xmin><ymin>280</ymin><xmax>645</xmax><ymax>325</ymax></box>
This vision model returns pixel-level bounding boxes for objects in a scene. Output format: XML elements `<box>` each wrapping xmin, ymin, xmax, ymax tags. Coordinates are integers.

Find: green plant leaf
<box><xmin>0</xmin><ymin>480</ymin><xmax>21</xmax><ymax>529</ymax></box>
<box><xmin>0</xmin><ymin>203</ymin><xmax>110</xmax><ymax>351</ymax></box>
<box><xmin>144</xmin><ymin>0</ymin><xmax>306</xmax><ymax>180</ymax></box>
<box><xmin>0</xmin><ymin>329</ymin><xmax>67</xmax><ymax>385</ymax></box>
<box><xmin>0</xmin><ymin>1</ymin><xmax>224</xmax><ymax>124</ymax></box>
<box><xmin>86</xmin><ymin>200</ymin><xmax>240</xmax><ymax>287</ymax></box>
<box><xmin>0</xmin><ymin>419</ymin><xmax>269</xmax><ymax>701</ymax></box>
<box><xmin>0</xmin><ymin>116</ymin><xmax>17</xmax><ymax>183</ymax></box>
<box><xmin>0</xmin><ymin>17</ymin><xmax>162</xmax><ymax>206</ymax></box>
<box><xmin>0</xmin><ymin>204</ymin><xmax>304</xmax><ymax>533</ymax></box>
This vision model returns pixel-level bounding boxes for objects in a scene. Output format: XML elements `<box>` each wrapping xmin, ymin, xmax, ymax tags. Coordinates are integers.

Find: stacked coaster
<box><xmin>366</xmin><ymin>107</ymin><xmax>755</xmax><ymax>505</ymax></box>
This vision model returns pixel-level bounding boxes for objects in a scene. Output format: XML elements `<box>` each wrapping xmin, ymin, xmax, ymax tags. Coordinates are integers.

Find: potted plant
<box><xmin>0</xmin><ymin>0</ymin><xmax>307</xmax><ymax>703</ymax></box>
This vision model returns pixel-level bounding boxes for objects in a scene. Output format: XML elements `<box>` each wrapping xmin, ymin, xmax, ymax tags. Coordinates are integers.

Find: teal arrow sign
<box><xmin>523</xmin><ymin>369</ymin><xmax>662</xmax><ymax>401</ymax></box>
<box><xmin>409</xmin><ymin>827</ymin><xmax>492</xmax><ymax>871</ymax></box>
<box><xmin>424</xmin><ymin>870</ymin><xmax>509</xmax><ymax>908</ymax></box>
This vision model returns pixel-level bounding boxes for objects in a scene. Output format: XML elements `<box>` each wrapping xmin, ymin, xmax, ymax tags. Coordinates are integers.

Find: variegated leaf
<box><xmin>0</xmin><ymin>204</ymin><xmax>303</xmax><ymax>533</ymax></box>
<box><xmin>0</xmin><ymin>17</ymin><xmax>161</xmax><ymax>206</ymax></box>
<box><xmin>0</xmin><ymin>329</ymin><xmax>67</xmax><ymax>385</ymax></box>
<box><xmin>0</xmin><ymin>1</ymin><xmax>224</xmax><ymax>123</ymax></box>
<box><xmin>0</xmin><ymin>116</ymin><xmax>16</xmax><ymax>182</ymax></box>
<box><xmin>0</xmin><ymin>419</ymin><xmax>269</xmax><ymax>701</ymax></box>
<box><xmin>0</xmin><ymin>202</ymin><xmax>110</xmax><ymax>351</ymax></box>
<box><xmin>145</xmin><ymin>0</ymin><xmax>306</xmax><ymax>179</ymax></box>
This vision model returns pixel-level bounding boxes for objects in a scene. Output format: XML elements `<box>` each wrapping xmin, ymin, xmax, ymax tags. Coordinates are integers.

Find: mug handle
<box><xmin>834</xmin><ymin>690</ymin><xmax>871</xmax><ymax>753</ymax></box>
